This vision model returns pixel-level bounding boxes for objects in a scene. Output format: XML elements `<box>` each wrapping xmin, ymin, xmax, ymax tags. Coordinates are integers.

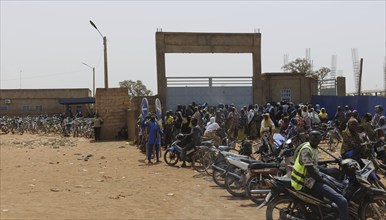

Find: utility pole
<box><xmin>358</xmin><ymin>58</ymin><xmax>363</xmax><ymax>96</ymax></box>
<box><xmin>82</xmin><ymin>62</ymin><xmax>96</xmax><ymax>97</ymax></box>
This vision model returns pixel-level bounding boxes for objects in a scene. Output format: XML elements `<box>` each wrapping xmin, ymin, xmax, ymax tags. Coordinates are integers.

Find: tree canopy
<box><xmin>281</xmin><ymin>58</ymin><xmax>313</xmax><ymax>76</ymax></box>
<box><xmin>119</xmin><ymin>80</ymin><xmax>153</xmax><ymax>96</ymax></box>
<box><xmin>314</xmin><ymin>67</ymin><xmax>331</xmax><ymax>92</ymax></box>
<box><xmin>282</xmin><ymin>58</ymin><xmax>332</xmax><ymax>94</ymax></box>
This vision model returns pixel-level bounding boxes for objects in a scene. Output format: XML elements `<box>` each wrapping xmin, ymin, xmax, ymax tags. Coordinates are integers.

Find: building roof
<box><xmin>58</xmin><ymin>97</ymin><xmax>95</xmax><ymax>105</ymax></box>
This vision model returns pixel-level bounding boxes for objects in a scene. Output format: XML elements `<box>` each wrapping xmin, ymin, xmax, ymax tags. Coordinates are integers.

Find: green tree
<box><xmin>282</xmin><ymin>58</ymin><xmax>332</xmax><ymax>94</ymax></box>
<box><xmin>119</xmin><ymin>80</ymin><xmax>153</xmax><ymax>96</ymax></box>
<box><xmin>281</xmin><ymin>58</ymin><xmax>313</xmax><ymax>76</ymax></box>
<box><xmin>314</xmin><ymin>67</ymin><xmax>331</xmax><ymax>92</ymax></box>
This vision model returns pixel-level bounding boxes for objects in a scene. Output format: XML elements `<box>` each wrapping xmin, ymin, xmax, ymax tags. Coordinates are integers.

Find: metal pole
<box><xmin>19</xmin><ymin>70</ymin><xmax>22</xmax><ymax>89</ymax></box>
<box><xmin>357</xmin><ymin>58</ymin><xmax>363</xmax><ymax>96</ymax></box>
<box><xmin>92</xmin><ymin>67</ymin><xmax>95</xmax><ymax>97</ymax></box>
<box><xmin>89</xmin><ymin>20</ymin><xmax>108</xmax><ymax>88</ymax></box>
<box><xmin>103</xmin><ymin>36</ymin><xmax>108</xmax><ymax>88</ymax></box>
<box><xmin>82</xmin><ymin>62</ymin><xmax>95</xmax><ymax>97</ymax></box>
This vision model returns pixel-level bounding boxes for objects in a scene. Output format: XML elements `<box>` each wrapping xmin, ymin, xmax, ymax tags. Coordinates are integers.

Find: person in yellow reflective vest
<box><xmin>291</xmin><ymin>130</ymin><xmax>348</xmax><ymax>220</ymax></box>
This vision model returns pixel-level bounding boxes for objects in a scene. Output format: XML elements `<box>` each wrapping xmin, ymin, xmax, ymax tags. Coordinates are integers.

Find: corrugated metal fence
<box><xmin>312</xmin><ymin>95</ymin><xmax>386</xmax><ymax>120</ymax></box>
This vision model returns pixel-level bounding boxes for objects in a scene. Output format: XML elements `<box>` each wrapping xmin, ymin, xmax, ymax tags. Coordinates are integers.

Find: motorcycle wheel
<box><xmin>202</xmin><ymin>151</ymin><xmax>220</xmax><ymax>176</ymax></box>
<box><xmin>266</xmin><ymin>195</ymin><xmax>306</xmax><ymax>220</ymax></box>
<box><xmin>224</xmin><ymin>168</ymin><xmax>246</xmax><ymax>197</ymax></box>
<box><xmin>246</xmin><ymin>176</ymin><xmax>271</xmax><ymax>204</ymax></box>
<box><xmin>212</xmin><ymin>158</ymin><xmax>231</xmax><ymax>187</ymax></box>
<box><xmin>360</xmin><ymin>194</ymin><xmax>386</xmax><ymax>220</ymax></box>
<box><xmin>163</xmin><ymin>150</ymin><xmax>179</xmax><ymax>166</ymax></box>
<box><xmin>191</xmin><ymin>150</ymin><xmax>206</xmax><ymax>173</ymax></box>
<box><xmin>368</xmin><ymin>170</ymin><xmax>386</xmax><ymax>191</ymax></box>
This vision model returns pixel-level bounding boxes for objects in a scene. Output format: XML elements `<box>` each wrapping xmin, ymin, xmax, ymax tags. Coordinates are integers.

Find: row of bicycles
<box><xmin>0</xmin><ymin>115</ymin><xmax>95</xmax><ymax>138</ymax></box>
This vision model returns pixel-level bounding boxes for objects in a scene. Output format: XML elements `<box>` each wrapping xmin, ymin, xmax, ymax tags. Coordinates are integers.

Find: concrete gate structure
<box><xmin>155</xmin><ymin>31</ymin><xmax>263</xmax><ymax>108</ymax></box>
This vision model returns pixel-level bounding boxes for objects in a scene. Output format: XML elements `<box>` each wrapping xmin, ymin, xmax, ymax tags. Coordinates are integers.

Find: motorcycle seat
<box><xmin>200</xmin><ymin>140</ymin><xmax>213</xmax><ymax>146</ymax></box>
<box><xmin>249</xmin><ymin>162</ymin><xmax>279</xmax><ymax>169</ymax></box>
<box><xmin>276</xmin><ymin>177</ymin><xmax>291</xmax><ymax>186</ymax></box>
<box><xmin>218</xmin><ymin>145</ymin><xmax>229</xmax><ymax>151</ymax></box>
<box><xmin>240</xmin><ymin>158</ymin><xmax>260</xmax><ymax>164</ymax></box>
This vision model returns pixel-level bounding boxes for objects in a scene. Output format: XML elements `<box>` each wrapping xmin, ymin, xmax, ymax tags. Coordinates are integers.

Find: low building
<box><xmin>0</xmin><ymin>89</ymin><xmax>93</xmax><ymax>116</ymax></box>
<box><xmin>261</xmin><ymin>72</ymin><xmax>319</xmax><ymax>104</ymax></box>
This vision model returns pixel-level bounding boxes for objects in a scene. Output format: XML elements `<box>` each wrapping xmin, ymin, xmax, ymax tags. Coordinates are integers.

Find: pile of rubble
<box><xmin>9</xmin><ymin>137</ymin><xmax>77</xmax><ymax>149</ymax></box>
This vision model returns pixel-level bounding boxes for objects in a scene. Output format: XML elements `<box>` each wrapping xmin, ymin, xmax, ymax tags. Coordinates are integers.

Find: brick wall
<box><xmin>95</xmin><ymin>88</ymin><xmax>130</xmax><ymax>140</ymax></box>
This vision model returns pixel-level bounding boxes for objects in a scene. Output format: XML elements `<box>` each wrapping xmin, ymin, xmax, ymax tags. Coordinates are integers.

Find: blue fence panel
<box><xmin>312</xmin><ymin>95</ymin><xmax>386</xmax><ymax>120</ymax></box>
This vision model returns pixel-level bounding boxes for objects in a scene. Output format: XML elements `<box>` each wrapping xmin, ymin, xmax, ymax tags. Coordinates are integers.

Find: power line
<box><xmin>0</xmin><ymin>69</ymin><xmax>88</xmax><ymax>81</ymax></box>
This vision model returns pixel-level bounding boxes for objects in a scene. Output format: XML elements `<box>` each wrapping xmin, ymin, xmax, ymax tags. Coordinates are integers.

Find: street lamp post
<box><xmin>89</xmin><ymin>20</ymin><xmax>108</xmax><ymax>88</ymax></box>
<box><xmin>82</xmin><ymin>62</ymin><xmax>95</xmax><ymax>97</ymax></box>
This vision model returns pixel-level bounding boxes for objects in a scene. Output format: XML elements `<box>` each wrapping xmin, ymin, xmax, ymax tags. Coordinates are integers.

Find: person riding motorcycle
<box><xmin>291</xmin><ymin>130</ymin><xmax>348</xmax><ymax>220</ymax></box>
<box><xmin>180</xmin><ymin>117</ymin><xmax>201</xmax><ymax>167</ymax></box>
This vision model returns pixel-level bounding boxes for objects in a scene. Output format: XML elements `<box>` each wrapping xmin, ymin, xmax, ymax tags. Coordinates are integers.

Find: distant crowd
<box><xmin>138</xmin><ymin>101</ymin><xmax>385</xmax><ymax>149</ymax></box>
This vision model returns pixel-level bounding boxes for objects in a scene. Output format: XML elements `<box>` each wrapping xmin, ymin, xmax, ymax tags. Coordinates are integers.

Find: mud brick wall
<box><xmin>95</xmin><ymin>88</ymin><xmax>130</xmax><ymax>140</ymax></box>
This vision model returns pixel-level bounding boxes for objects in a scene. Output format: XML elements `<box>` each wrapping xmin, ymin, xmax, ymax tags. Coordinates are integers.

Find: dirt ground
<box><xmin>1</xmin><ymin>134</ymin><xmax>385</xmax><ymax>220</ymax></box>
<box><xmin>0</xmin><ymin>134</ymin><xmax>265</xmax><ymax>220</ymax></box>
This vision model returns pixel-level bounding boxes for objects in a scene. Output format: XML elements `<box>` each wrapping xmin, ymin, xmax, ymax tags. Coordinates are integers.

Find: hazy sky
<box><xmin>1</xmin><ymin>1</ymin><xmax>385</xmax><ymax>94</ymax></box>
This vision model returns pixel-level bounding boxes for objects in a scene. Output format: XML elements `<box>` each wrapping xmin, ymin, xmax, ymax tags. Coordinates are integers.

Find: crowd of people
<box><xmin>138</xmin><ymin>101</ymin><xmax>385</xmax><ymax>163</ymax></box>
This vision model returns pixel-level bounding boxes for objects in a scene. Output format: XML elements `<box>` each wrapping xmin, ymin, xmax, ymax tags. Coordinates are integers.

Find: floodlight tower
<box><xmin>351</xmin><ymin>48</ymin><xmax>360</xmax><ymax>92</ymax></box>
<box><xmin>306</xmin><ymin>48</ymin><xmax>313</xmax><ymax>71</ymax></box>
<box><xmin>330</xmin><ymin>55</ymin><xmax>337</xmax><ymax>79</ymax></box>
<box><xmin>283</xmin><ymin>54</ymin><xmax>289</xmax><ymax>70</ymax></box>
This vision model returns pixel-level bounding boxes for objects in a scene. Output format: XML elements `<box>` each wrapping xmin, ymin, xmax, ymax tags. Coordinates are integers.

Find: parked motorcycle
<box><xmin>163</xmin><ymin>134</ymin><xmax>209</xmax><ymax>169</ymax></box>
<box><xmin>258</xmin><ymin>158</ymin><xmax>386</xmax><ymax>220</ymax></box>
<box><xmin>211</xmin><ymin>150</ymin><xmax>253</xmax><ymax>188</ymax></box>
<box><xmin>224</xmin><ymin>138</ymin><xmax>294</xmax><ymax>200</ymax></box>
<box><xmin>245</xmin><ymin>144</ymin><xmax>294</xmax><ymax>204</ymax></box>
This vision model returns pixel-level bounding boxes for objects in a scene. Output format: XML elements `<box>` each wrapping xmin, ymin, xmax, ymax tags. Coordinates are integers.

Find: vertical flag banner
<box><xmin>155</xmin><ymin>98</ymin><xmax>162</xmax><ymax>120</ymax></box>
<box><xmin>141</xmin><ymin>98</ymin><xmax>149</xmax><ymax>121</ymax></box>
